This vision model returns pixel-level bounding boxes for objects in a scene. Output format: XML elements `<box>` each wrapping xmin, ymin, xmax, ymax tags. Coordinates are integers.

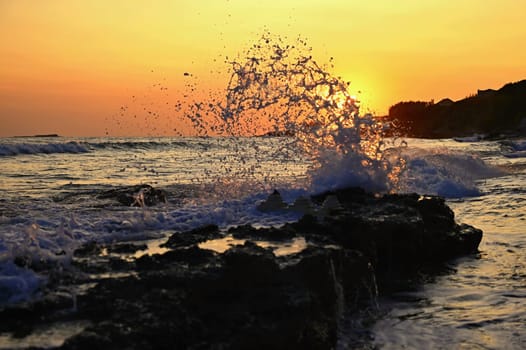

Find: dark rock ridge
<box><xmin>0</xmin><ymin>187</ymin><xmax>482</xmax><ymax>349</ymax></box>
<box><xmin>97</xmin><ymin>184</ymin><xmax>168</xmax><ymax>207</ymax></box>
<box><xmin>53</xmin><ymin>184</ymin><xmax>181</xmax><ymax>208</ymax></box>
<box><xmin>385</xmin><ymin>79</ymin><xmax>526</xmax><ymax>138</ymax></box>
<box><xmin>12</xmin><ymin>134</ymin><xmax>60</xmax><ymax>138</ymax></box>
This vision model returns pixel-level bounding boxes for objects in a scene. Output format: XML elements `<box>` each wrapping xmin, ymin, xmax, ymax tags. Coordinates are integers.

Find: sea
<box><xmin>0</xmin><ymin>134</ymin><xmax>524</xmax><ymax>349</ymax></box>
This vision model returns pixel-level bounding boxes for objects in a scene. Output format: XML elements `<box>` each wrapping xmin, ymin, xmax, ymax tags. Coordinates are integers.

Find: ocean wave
<box><xmin>397</xmin><ymin>149</ymin><xmax>505</xmax><ymax>198</ymax></box>
<box><xmin>84</xmin><ymin>138</ymin><xmax>217</xmax><ymax>152</ymax></box>
<box><xmin>0</xmin><ymin>141</ymin><xmax>90</xmax><ymax>156</ymax></box>
<box><xmin>309</xmin><ymin>148</ymin><xmax>394</xmax><ymax>194</ymax></box>
<box><xmin>0</xmin><ymin>139</ymin><xmax>207</xmax><ymax>156</ymax></box>
<box><xmin>0</xmin><ymin>261</ymin><xmax>44</xmax><ymax>305</ymax></box>
<box><xmin>308</xmin><ymin>146</ymin><xmax>502</xmax><ymax>198</ymax></box>
<box><xmin>88</xmin><ymin>140</ymin><xmax>176</xmax><ymax>150</ymax></box>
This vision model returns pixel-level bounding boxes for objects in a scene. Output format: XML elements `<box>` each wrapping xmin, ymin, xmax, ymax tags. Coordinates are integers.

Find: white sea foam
<box><xmin>0</xmin><ymin>261</ymin><xmax>43</xmax><ymax>305</ymax></box>
<box><xmin>396</xmin><ymin>148</ymin><xmax>504</xmax><ymax>198</ymax></box>
<box><xmin>308</xmin><ymin>148</ymin><xmax>392</xmax><ymax>193</ymax></box>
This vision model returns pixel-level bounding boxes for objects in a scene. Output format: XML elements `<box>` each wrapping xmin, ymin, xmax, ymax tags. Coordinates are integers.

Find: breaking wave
<box><xmin>396</xmin><ymin>148</ymin><xmax>504</xmax><ymax>198</ymax></box>
<box><xmin>0</xmin><ymin>142</ymin><xmax>90</xmax><ymax>157</ymax></box>
<box><xmin>0</xmin><ymin>139</ymin><xmax>207</xmax><ymax>157</ymax></box>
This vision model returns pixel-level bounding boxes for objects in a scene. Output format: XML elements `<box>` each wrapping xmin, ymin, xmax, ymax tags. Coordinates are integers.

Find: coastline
<box><xmin>0</xmin><ymin>186</ymin><xmax>482</xmax><ymax>349</ymax></box>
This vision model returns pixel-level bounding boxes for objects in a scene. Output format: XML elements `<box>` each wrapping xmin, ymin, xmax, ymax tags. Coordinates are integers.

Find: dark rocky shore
<box><xmin>0</xmin><ymin>187</ymin><xmax>482</xmax><ymax>349</ymax></box>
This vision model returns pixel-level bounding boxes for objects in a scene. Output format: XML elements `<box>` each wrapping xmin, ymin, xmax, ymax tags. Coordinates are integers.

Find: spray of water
<box><xmin>175</xmin><ymin>32</ymin><xmax>405</xmax><ymax>194</ymax></box>
<box><xmin>108</xmin><ymin>32</ymin><xmax>405</xmax><ymax>196</ymax></box>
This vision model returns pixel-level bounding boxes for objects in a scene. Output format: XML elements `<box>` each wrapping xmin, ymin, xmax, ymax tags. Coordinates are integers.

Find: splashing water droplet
<box><xmin>110</xmin><ymin>32</ymin><xmax>406</xmax><ymax>198</ymax></box>
<box><xmin>175</xmin><ymin>33</ymin><xmax>405</xmax><ymax>195</ymax></box>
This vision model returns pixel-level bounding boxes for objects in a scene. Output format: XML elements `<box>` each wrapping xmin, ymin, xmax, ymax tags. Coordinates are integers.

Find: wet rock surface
<box><xmin>1</xmin><ymin>187</ymin><xmax>482</xmax><ymax>349</ymax></box>
<box><xmin>97</xmin><ymin>184</ymin><xmax>168</xmax><ymax>207</ymax></box>
<box><xmin>161</xmin><ymin>224</ymin><xmax>221</xmax><ymax>248</ymax></box>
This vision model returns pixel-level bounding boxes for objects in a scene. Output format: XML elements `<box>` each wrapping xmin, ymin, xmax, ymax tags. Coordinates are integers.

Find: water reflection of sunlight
<box><xmin>448</xmin><ymin>178</ymin><xmax>526</xmax><ymax>235</ymax></box>
<box><xmin>198</xmin><ymin>236</ymin><xmax>307</xmax><ymax>256</ymax></box>
<box><xmin>373</xmin><ymin>231</ymin><xmax>526</xmax><ymax>349</ymax></box>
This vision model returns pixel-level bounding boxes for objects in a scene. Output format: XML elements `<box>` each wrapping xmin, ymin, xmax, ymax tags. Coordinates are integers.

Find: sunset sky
<box><xmin>1</xmin><ymin>0</ymin><xmax>525</xmax><ymax>136</ymax></box>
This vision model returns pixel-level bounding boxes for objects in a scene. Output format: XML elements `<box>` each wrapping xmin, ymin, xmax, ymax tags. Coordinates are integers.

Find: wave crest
<box><xmin>396</xmin><ymin>148</ymin><xmax>504</xmax><ymax>197</ymax></box>
<box><xmin>0</xmin><ymin>141</ymin><xmax>90</xmax><ymax>157</ymax></box>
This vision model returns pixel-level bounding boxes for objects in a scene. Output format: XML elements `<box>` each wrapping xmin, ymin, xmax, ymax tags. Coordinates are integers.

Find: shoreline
<box><xmin>0</xmin><ymin>186</ymin><xmax>482</xmax><ymax>349</ymax></box>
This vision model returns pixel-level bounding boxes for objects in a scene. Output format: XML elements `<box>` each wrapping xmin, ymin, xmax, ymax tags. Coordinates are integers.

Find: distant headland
<box><xmin>12</xmin><ymin>134</ymin><xmax>61</xmax><ymax>138</ymax></box>
<box><xmin>384</xmin><ymin>79</ymin><xmax>526</xmax><ymax>139</ymax></box>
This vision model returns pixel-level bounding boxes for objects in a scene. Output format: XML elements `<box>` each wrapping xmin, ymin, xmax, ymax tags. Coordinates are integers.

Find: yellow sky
<box><xmin>1</xmin><ymin>0</ymin><xmax>525</xmax><ymax>136</ymax></box>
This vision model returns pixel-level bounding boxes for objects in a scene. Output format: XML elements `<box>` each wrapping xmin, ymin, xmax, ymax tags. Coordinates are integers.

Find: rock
<box><xmin>440</xmin><ymin>223</ymin><xmax>483</xmax><ymax>259</ymax></box>
<box><xmin>228</xmin><ymin>224</ymin><xmax>297</xmax><ymax>241</ymax></box>
<box><xmin>73</xmin><ymin>241</ymin><xmax>102</xmax><ymax>257</ymax></box>
<box><xmin>97</xmin><ymin>184</ymin><xmax>167</xmax><ymax>207</ymax></box>
<box><xmin>106</xmin><ymin>243</ymin><xmax>147</xmax><ymax>255</ymax></box>
<box><xmin>318</xmin><ymin>194</ymin><xmax>343</xmax><ymax>217</ymax></box>
<box><xmin>256</xmin><ymin>189</ymin><xmax>288</xmax><ymax>212</ymax></box>
<box><xmin>136</xmin><ymin>245</ymin><xmax>216</xmax><ymax>270</ymax></box>
<box><xmin>161</xmin><ymin>224</ymin><xmax>221</xmax><ymax>248</ymax></box>
<box><xmin>415</xmin><ymin>195</ymin><xmax>455</xmax><ymax>231</ymax></box>
<box><xmin>58</xmin><ymin>243</ymin><xmax>364</xmax><ymax>349</ymax></box>
<box><xmin>289</xmin><ymin>196</ymin><xmax>315</xmax><ymax>215</ymax></box>
<box><xmin>221</xmin><ymin>241</ymin><xmax>279</xmax><ymax>287</ymax></box>
<box><xmin>307</xmin><ymin>190</ymin><xmax>481</xmax><ymax>270</ymax></box>
<box><xmin>311</xmin><ymin>186</ymin><xmax>368</xmax><ymax>207</ymax></box>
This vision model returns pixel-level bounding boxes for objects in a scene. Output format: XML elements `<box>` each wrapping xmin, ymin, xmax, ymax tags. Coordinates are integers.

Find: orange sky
<box><xmin>1</xmin><ymin>0</ymin><xmax>525</xmax><ymax>136</ymax></box>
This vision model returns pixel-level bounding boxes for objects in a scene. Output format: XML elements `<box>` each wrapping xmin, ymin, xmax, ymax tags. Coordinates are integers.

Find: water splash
<box><xmin>396</xmin><ymin>147</ymin><xmax>504</xmax><ymax>198</ymax></box>
<box><xmin>175</xmin><ymin>32</ymin><xmax>404</xmax><ymax>195</ymax></box>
